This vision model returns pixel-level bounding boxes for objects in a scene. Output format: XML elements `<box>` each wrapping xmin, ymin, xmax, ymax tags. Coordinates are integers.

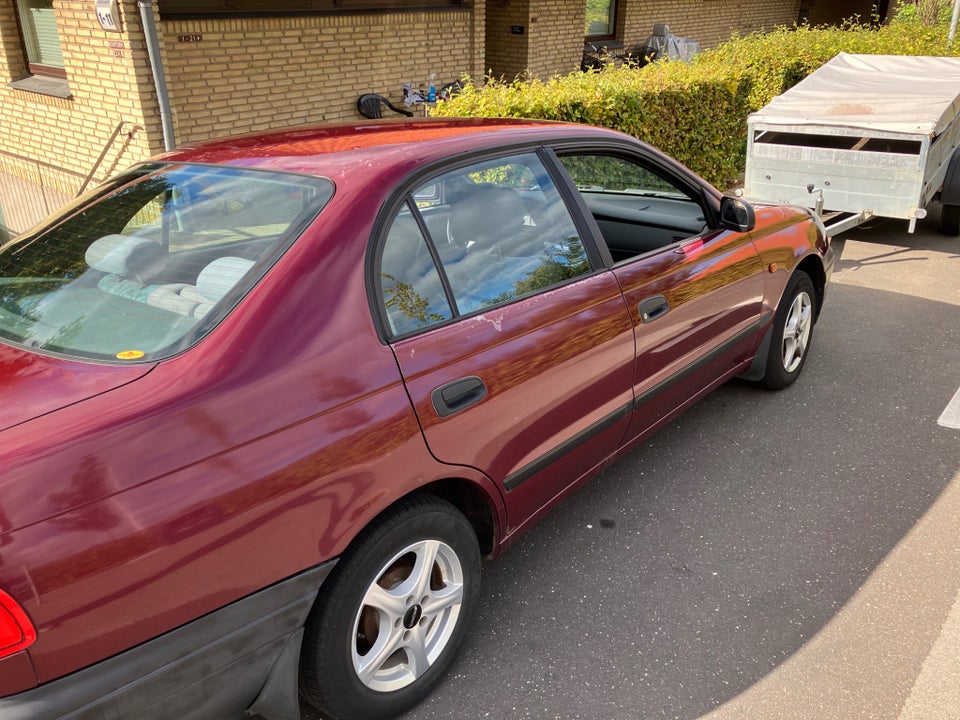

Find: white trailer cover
<box><xmin>749</xmin><ymin>52</ymin><xmax>960</xmax><ymax>136</ymax></box>
<box><xmin>745</xmin><ymin>53</ymin><xmax>960</xmax><ymax>226</ymax></box>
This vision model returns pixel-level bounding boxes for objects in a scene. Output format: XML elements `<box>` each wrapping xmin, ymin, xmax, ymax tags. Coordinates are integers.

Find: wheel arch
<box><xmin>740</xmin><ymin>255</ymin><xmax>823</xmax><ymax>384</ymax></box>
<box><xmin>335</xmin><ymin>475</ymin><xmax>502</xmax><ymax>562</ymax></box>
<box><xmin>795</xmin><ymin>253</ymin><xmax>826</xmax><ymax>320</ymax></box>
<box><xmin>941</xmin><ymin>146</ymin><xmax>960</xmax><ymax>206</ymax></box>
<box><xmin>413</xmin><ymin>478</ymin><xmax>500</xmax><ymax>556</ymax></box>
<box><xmin>298</xmin><ymin>486</ymin><xmax>488</xmax><ymax>719</ymax></box>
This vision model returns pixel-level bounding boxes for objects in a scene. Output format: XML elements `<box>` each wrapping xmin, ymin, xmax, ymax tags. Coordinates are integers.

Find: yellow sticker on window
<box><xmin>116</xmin><ymin>350</ymin><xmax>145</xmax><ymax>360</ymax></box>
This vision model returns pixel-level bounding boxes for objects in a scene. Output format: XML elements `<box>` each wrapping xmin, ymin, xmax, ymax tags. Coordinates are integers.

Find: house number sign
<box><xmin>95</xmin><ymin>0</ymin><xmax>121</xmax><ymax>32</ymax></box>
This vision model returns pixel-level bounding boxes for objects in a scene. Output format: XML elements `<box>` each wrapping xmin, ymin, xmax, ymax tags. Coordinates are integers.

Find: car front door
<box><xmin>374</xmin><ymin>151</ymin><xmax>635</xmax><ymax>536</ymax></box>
<box><xmin>553</xmin><ymin>150</ymin><xmax>766</xmax><ymax>442</ymax></box>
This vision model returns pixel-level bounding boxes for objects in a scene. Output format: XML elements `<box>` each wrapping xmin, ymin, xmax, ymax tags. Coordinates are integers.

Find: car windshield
<box><xmin>0</xmin><ymin>163</ymin><xmax>333</xmax><ymax>362</ymax></box>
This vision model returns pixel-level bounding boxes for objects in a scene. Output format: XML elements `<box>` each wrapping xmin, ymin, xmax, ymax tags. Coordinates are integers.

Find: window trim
<box><xmin>584</xmin><ymin>0</ymin><xmax>618</xmax><ymax>41</ymax></box>
<box><xmin>159</xmin><ymin>0</ymin><xmax>465</xmax><ymax>20</ymax></box>
<box><xmin>14</xmin><ymin>0</ymin><xmax>67</xmax><ymax>80</ymax></box>
<box><xmin>368</xmin><ymin>146</ymin><xmax>606</xmax><ymax>343</ymax></box>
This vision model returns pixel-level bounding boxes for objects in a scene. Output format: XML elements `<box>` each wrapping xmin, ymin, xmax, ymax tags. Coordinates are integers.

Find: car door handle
<box><xmin>638</xmin><ymin>295</ymin><xmax>670</xmax><ymax>323</ymax></box>
<box><xmin>431</xmin><ymin>376</ymin><xmax>488</xmax><ymax>417</ymax></box>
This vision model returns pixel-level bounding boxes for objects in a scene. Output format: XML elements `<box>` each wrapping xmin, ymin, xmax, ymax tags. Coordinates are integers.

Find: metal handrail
<box><xmin>75</xmin><ymin>120</ymin><xmax>141</xmax><ymax>197</ymax></box>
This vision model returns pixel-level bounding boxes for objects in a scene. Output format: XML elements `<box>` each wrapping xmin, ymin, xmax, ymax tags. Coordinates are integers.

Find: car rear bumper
<box><xmin>0</xmin><ymin>561</ymin><xmax>335</xmax><ymax>720</ymax></box>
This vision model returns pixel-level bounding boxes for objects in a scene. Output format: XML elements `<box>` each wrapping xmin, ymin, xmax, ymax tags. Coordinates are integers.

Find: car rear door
<box><xmin>552</xmin><ymin>149</ymin><xmax>766</xmax><ymax>442</ymax></box>
<box><xmin>373</xmin><ymin>151</ymin><xmax>635</xmax><ymax>534</ymax></box>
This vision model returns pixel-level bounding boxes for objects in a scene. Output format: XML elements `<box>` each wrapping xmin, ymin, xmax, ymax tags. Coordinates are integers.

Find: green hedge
<box><xmin>702</xmin><ymin>18</ymin><xmax>960</xmax><ymax>111</ymax></box>
<box><xmin>433</xmin><ymin>17</ymin><xmax>960</xmax><ymax>188</ymax></box>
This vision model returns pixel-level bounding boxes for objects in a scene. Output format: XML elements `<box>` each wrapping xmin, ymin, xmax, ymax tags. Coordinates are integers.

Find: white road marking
<box><xmin>938</xmin><ymin>386</ymin><xmax>960</xmax><ymax>429</ymax></box>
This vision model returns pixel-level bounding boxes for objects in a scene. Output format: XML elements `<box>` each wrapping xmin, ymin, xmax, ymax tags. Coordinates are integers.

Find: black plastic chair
<box><xmin>357</xmin><ymin>94</ymin><xmax>413</xmax><ymax>119</ymax></box>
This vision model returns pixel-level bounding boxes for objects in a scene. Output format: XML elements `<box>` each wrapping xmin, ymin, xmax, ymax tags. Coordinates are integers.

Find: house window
<box><xmin>16</xmin><ymin>0</ymin><xmax>66</xmax><ymax>79</ymax></box>
<box><xmin>585</xmin><ymin>0</ymin><xmax>617</xmax><ymax>38</ymax></box>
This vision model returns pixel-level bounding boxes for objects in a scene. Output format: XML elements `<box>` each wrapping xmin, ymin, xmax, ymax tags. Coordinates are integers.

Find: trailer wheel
<box><xmin>941</xmin><ymin>147</ymin><xmax>960</xmax><ymax>236</ymax></box>
<box><xmin>939</xmin><ymin>204</ymin><xmax>960</xmax><ymax>236</ymax></box>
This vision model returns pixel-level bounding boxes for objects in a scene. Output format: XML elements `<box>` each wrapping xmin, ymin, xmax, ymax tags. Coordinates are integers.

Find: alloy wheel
<box><xmin>781</xmin><ymin>290</ymin><xmax>812</xmax><ymax>373</ymax></box>
<box><xmin>352</xmin><ymin>539</ymin><xmax>465</xmax><ymax>692</ymax></box>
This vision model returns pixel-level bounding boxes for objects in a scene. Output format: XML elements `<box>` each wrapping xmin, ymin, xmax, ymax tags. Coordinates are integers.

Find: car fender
<box><xmin>747</xmin><ymin>203</ymin><xmax>828</xmax><ymax>321</ymax></box>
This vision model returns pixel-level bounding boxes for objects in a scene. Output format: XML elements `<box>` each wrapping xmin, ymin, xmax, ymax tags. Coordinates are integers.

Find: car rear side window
<box><xmin>377</xmin><ymin>152</ymin><xmax>591</xmax><ymax>337</ymax></box>
<box><xmin>433</xmin><ymin>155</ymin><xmax>589</xmax><ymax>314</ymax></box>
<box><xmin>0</xmin><ymin>163</ymin><xmax>333</xmax><ymax>362</ymax></box>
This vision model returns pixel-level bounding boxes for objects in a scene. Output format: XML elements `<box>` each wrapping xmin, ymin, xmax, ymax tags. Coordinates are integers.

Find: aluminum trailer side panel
<box><xmin>745</xmin><ymin>123</ymin><xmax>929</xmax><ymax>219</ymax></box>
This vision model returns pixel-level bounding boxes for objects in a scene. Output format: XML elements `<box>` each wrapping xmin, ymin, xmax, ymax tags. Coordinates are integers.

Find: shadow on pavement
<box><xmin>838</xmin><ymin>214</ymin><xmax>960</xmax><ymax>259</ymax></box>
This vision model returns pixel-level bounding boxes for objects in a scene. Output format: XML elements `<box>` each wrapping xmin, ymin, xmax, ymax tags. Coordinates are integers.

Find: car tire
<box><xmin>939</xmin><ymin>203</ymin><xmax>960</xmax><ymax>236</ymax></box>
<box><xmin>299</xmin><ymin>495</ymin><xmax>480</xmax><ymax>720</ymax></box>
<box><xmin>758</xmin><ymin>271</ymin><xmax>816</xmax><ymax>391</ymax></box>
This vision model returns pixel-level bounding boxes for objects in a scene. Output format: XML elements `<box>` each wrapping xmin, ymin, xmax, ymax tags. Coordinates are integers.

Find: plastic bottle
<box><xmin>427</xmin><ymin>73</ymin><xmax>437</xmax><ymax>103</ymax></box>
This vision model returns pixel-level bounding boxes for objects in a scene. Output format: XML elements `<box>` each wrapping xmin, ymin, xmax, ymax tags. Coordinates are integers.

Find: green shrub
<box><xmin>700</xmin><ymin>18</ymin><xmax>960</xmax><ymax>111</ymax></box>
<box><xmin>434</xmin><ymin>63</ymin><xmax>752</xmax><ymax>187</ymax></box>
<box><xmin>434</xmin><ymin>16</ymin><xmax>960</xmax><ymax>188</ymax></box>
<box><xmin>892</xmin><ymin>0</ymin><xmax>955</xmax><ymax>25</ymax></box>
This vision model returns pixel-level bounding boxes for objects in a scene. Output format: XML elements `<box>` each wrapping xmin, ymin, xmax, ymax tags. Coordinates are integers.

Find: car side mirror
<box><xmin>720</xmin><ymin>196</ymin><xmax>756</xmax><ymax>232</ymax></box>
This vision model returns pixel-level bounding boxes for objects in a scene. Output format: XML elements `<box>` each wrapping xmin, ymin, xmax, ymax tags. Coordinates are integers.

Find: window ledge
<box><xmin>8</xmin><ymin>75</ymin><xmax>72</xmax><ymax>99</ymax></box>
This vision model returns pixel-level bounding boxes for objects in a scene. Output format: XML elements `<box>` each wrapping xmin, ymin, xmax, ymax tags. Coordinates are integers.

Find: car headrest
<box><xmin>449</xmin><ymin>185</ymin><xmax>526</xmax><ymax>251</ymax></box>
<box><xmin>196</xmin><ymin>256</ymin><xmax>255</xmax><ymax>303</ymax></box>
<box><xmin>86</xmin><ymin>234</ymin><xmax>163</xmax><ymax>275</ymax></box>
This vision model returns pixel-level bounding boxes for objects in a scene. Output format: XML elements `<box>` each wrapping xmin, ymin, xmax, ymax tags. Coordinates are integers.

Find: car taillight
<box><xmin>0</xmin><ymin>589</ymin><xmax>36</xmax><ymax>658</ymax></box>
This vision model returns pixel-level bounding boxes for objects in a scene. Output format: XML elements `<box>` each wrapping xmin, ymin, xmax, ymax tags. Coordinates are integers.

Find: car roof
<box><xmin>155</xmin><ymin>118</ymin><xmax>627</xmax><ymax>180</ymax></box>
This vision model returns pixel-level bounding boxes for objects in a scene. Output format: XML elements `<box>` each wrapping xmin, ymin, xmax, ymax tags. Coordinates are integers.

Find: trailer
<box><xmin>744</xmin><ymin>52</ymin><xmax>960</xmax><ymax>236</ymax></box>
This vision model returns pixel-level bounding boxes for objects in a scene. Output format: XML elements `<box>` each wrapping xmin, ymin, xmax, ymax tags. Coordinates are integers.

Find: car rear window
<box><xmin>0</xmin><ymin>163</ymin><xmax>333</xmax><ymax>362</ymax></box>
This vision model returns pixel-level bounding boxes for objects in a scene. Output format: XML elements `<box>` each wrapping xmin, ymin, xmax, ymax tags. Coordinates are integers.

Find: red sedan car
<box><xmin>0</xmin><ymin>119</ymin><xmax>833</xmax><ymax>720</ymax></box>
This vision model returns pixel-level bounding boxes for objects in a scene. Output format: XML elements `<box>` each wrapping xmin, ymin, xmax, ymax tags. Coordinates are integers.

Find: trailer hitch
<box><xmin>806</xmin><ymin>184</ymin><xmax>824</xmax><ymax>217</ymax></box>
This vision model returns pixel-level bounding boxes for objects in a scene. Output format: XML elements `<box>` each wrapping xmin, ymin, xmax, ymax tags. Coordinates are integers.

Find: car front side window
<box><xmin>557</xmin><ymin>153</ymin><xmax>707</xmax><ymax>263</ymax></box>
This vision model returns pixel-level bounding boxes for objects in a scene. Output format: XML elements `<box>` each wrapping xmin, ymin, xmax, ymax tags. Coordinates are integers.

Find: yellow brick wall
<box><xmin>0</xmin><ymin>5</ymin><xmax>28</xmax><ymax>79</ymax></box>
<box><xmin>485</xmin><ymin>0</ymin><xmax>530</xmax><ymax>80</ymax></box>
<box><xmin>160</xmin><ymin>6</ymin><xmax>484</xmax><ymax>145</ymax></box>
<box><xmin>526</xmin><ymin>0</ymin><xmax>586</xmax><ymax>79</ymax></box>
<box><xmin>0</xmin><ymin>0</ymin><xmax>162</xmax><ymax>196</ymax></box>
<box><xmin>621</xmin><ymin>0</ymin><xmax>801</xmax><ymax>52</ymax></box>
<box><xmin>486</xmin><ymin>0</ymin><xmax>801</xmax><ymax>81</ymax></box>
<box><xmin>802</xmin><ymin>0</ymin><xmax>877</xmax><ymax>25</ymax></box>
<box><xmin>0</xmin><ymin>0</ymin><xmax>837</xmax><ymax>219</ymax></box>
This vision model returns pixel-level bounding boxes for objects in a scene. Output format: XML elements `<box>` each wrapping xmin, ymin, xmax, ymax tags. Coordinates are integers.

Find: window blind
<box><xmin>18</xmin><ymin>0</ymin><xmax>64</xmax><ymax>69</ymax></box>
